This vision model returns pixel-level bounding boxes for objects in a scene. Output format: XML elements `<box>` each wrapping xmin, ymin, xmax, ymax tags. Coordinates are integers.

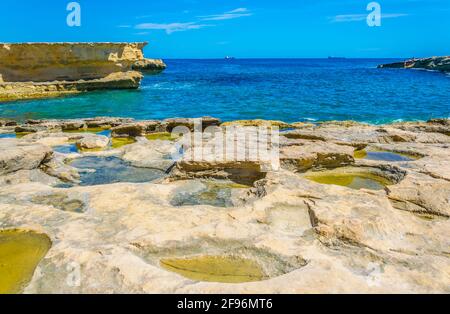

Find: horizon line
<box><xmin>157</xmin><ymin>57</ymin><xmax>409</xmax><ymax>60</ymax></box>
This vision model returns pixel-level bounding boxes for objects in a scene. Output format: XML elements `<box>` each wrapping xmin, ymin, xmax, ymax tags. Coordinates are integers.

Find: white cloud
<box><xmin>133</xmin><ymin>8</ymin><xmax>252</xmax><ymax>35</ymax></box>
<box><xmin>135</xmin><ymin>22</ymin><xmax>211</xmax><ymax>34</ymax></box>
<box><xmin>199</xmin><ymin>8</ymin><xmax>252</xmax><ymax>21</ymax></box>
<box><xmin>382</xmin><ymin>13</ymin><xmax>409</xmax><ymax>18</ymax></box>
<box><xmin>331</xmin><ymin>13</ymin><xmax>408</xmax><ymax>23</ymax></box>
<box><xmin>228</xmin><ymin>8</ymin><xmax>248</xmax><ymax>14</ymax></box>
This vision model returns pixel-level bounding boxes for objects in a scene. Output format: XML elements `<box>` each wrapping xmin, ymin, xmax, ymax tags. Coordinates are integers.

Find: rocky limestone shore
<box><xmin>0</xmin><ymin>43</ymin><xmax>166</xmax><ymax>102</ymax></box>
<box><xmin>0</xmin><ymin>117</ymin><xmax>449</xmax><ymax>293</ymax></box>
<box><xmin>132</xmin><ymin>58</ymin><xmax>167</xmax><ymax>73</ymax></box>
<box><xmin>378</xmin><ymin>56</ymin><xmax>450</xmax><ymax>73</ymax></box>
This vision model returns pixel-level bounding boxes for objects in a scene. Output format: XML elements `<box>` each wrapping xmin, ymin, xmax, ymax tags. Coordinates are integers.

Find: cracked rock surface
<box><xmin>0</xmin><ymin>118</ymin><xmax>449</xmax><ymax>293</ymax></box>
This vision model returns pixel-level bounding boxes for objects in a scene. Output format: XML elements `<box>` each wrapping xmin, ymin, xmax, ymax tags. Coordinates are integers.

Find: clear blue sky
<box><xmin>1</xmin><ymin>0</ymin><xmax>449</xmax><ymax>58</ymax></box>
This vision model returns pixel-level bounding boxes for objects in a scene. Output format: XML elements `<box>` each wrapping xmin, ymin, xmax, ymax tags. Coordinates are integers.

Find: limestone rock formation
<box><xmin>0</xmin><ymin>43</ymin><xmax>165</xmax><ymax>102</ymax></box>
<box><xmin>132</xmin><ymin>59</ymin><xmax>167</xmax><ymax>72</ymax></box>
<box><xmin>0</xmin><ymin>119</ymin><xmax>17</xmax><ymax>127</ymax></box>
<box><xmin>378</xmin><ymin>56</ymin><xmax>450</xmax><ymax>73</ymax></box>
<box><xmin>76</xmin><ymin>134</ymin><xmax>110</xmax><ymax>150</ymax></box>
<box><xmin>0</xmin><ymin>117</ymin><xmax>449</xmax><ymax>293</ymax></box>
<box><xmin>163</xmin><ymin>117</ymin><xmax>222</xmax><ymax>132</ymax></box>
<box><xmin>121</xmin><ymin>139</ymin><xmax>176</xmax><ymax>171</ymax></box>
<box><xmin>280</xmin><ymin>141</ymin><xmax>355</xmax><ymax>172</ymax></box>
<box><xmin>0</xmin><ymin>139</ymin><xmax>52</xmax><ymax>175</ymax></box>
<box><xmin>111</xmin><ymin>121</ymin><xmax>163</xmax><ymax>138</ymax></box>
<box><xmin>221</xmin><ymin>119</ymin><xmax>291</xmax><ymax>129</ymax></box>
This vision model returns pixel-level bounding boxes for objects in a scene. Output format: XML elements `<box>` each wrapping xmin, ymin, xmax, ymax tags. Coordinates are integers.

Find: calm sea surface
<box><xmin>1</xmin><ymin>59</ymin><xmax>449</xmax><ymax>124</ymax></box>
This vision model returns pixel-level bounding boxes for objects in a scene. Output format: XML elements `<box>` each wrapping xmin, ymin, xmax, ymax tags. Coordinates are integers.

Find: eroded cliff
<box><xmin>0</xmin><ymin>42</ymin><xmax>164</xmax><ymax>101</ymax></box>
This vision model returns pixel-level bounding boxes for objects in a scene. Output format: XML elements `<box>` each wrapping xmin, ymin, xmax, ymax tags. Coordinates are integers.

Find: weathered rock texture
<box><xmin>378</xmin><ymin>56</ymin><xmax>450</xmax><ymax>72</ymax></box>
<box><xmin>132</xmin><ymin>58</ymin><xmax>167</xmax><ymax>72</ymax></box>
<box><xmin>0</xmin><ymin>117</ymin><xmax>449</xmax><ymax>294</ymax></box>
<box><xmin>0</xmin><ymin>43</ymin><xmax>165</xmax><ymax>101</ymax></box>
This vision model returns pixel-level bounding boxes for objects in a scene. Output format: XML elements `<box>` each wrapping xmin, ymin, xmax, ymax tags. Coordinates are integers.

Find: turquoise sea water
<box><xmin>0</xmin><ymin>59</ymin><xmax>449</xmax><ymax>124</ymax></box>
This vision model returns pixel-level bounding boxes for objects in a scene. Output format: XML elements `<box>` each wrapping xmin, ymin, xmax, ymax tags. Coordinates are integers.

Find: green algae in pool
<box><xmin>145</xmin><ymin>132</ymin><xmax>180</xmax><ymax>141</ymax></box>
<box><xmin>69</xmin><ymin>156</ymin><xmax>165</xmax><ymax>186</ymax></box>
<box><xmin>111</xmin><ymin>137</ymin><xmax>136</xmax><ymax>149</ymax></box>
<box><xmin>160</xmin><ymin>255</ymin><xmax>267</xmax><ymax>283</ymax></box>
<box><xmin>15</xmin><ymin>132</ymin><xmax>33</xmax><ymax>138</ymax></box>
<box><xmin>63</xmin><ymin>127</ymin><xmax>110</xmax><ymax>134</ymax></box>
<box><xmin>354</xmin><ymin>150</ymin><xmax>415</xmax><ymax>162</ymax></box>
<box><xmin>305</xmin><ymin>171</ymin><xmax>392</xmax><ymax>190</ymax></box>
<box><xmin>0</xmin><ymin>230</ymin><xmax>52</xmax><ymax>294</ymax></box>
<box><xmin>354</xmin><ymin>149</ymin><xmax>368</xmax><ymax>159</ymax></box>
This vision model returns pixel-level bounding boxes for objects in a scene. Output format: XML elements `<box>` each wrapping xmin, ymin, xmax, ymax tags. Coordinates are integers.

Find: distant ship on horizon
<box><xmin>328</xmin><ymin>56</ymin><xmax>347</xmax><ymax>60</ymax></box>
<box><xmin>224</xmin><ymin>56</ymin><xmax>236</xmax><ymax>60</ymax></box>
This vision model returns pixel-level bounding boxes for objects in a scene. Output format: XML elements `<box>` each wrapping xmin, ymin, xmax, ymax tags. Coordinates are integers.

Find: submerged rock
<box><xmin>170</xmin><ymin>180</ymin><xmax>250</xmax><ymax>207</ymax></box>
<box><xmin>31</xmin><ymin>191</ymin><xmax>88</xmax><ymax>213</ymax></box>
<box><xmin>69</xmin><ymin>156</ymin><xmax>166</xmax><ymax>186</ymax></box>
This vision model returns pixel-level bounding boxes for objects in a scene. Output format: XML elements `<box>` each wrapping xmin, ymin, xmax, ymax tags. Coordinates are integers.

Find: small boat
<box><xmin>224</xmin><ymin>56</ymin><xmax>236</xmax><ymax>60</ymax></box>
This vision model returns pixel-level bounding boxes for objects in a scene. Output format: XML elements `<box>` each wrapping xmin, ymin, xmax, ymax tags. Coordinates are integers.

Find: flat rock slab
<box><xmin>76</xmin><ymin>134</ymin><xmax>110</xmax><ymax>150</ymax></box>
<box><xmin>0</xmin><ymin>139</ymin><xmax>52</xmax><ymax>175</ymax></box>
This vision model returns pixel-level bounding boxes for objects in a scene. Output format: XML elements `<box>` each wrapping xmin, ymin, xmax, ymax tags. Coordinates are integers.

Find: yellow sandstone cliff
<box><xmin>0</xmin><ymin>42</ymin><xmax>165</xmax><ymax>102</ymax></box>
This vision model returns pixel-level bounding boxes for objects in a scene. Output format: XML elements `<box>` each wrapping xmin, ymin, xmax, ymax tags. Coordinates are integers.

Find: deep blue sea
<box><xmin>0</xmin><ymin>59</ymin><xmax>449</xmax><ymax>124</ymax></box>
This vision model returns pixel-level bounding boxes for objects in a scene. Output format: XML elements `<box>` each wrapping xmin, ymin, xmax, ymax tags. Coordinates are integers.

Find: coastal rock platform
<box><xmin>0</xmin><ymin>43</ymin><xmax>165</xmax><ymax>102</ymax></box>
<box><xmin>0</xmin><ymin>117</ymin><xmax>449</xmax><ymax>293</ymax></box>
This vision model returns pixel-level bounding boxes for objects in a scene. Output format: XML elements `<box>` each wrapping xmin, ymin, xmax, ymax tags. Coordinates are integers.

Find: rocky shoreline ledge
<box><xmin>378</xmin><ymin>56</ymin><xmax>450</xmax><ymax>73</ymax></box>
<box><xmin>0</xmin><ymin>43</ymin><xmax>166</xmax><ymax>102</ymax></box>
<box><xmin>0</xmin><ymin>117</ymin><xmax>449</xmax><ymax>293</ymax></box>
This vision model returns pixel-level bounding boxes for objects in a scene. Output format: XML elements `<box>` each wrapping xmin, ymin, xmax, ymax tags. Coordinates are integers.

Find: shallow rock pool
<box><xmin>0</xmin><ymin>230</ymin><xmax>52</xmax><ymax>294</ymax></box>
<box><xmin>354</xmin><ymin>150</ymin><xmax>416</xmax><ymax>162</ymax></box>
<box><xmin>69</xmin><ymin>156</ymin><xmax>166</xmax><ymax>186</ymax></box>
<box><xmin>305</xmin><ymin>169</ymin><xmax>394</xmax><ymax>190</ymax></box>
<box><xmin>160</xmin><ymin>255</ymin><xmax>267</xmax><ymax>283</ymax></box>
<box><xmin>170</xmin><ymin>180</ymin><xmax>250</xmax><ymax>207</ymax></box>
